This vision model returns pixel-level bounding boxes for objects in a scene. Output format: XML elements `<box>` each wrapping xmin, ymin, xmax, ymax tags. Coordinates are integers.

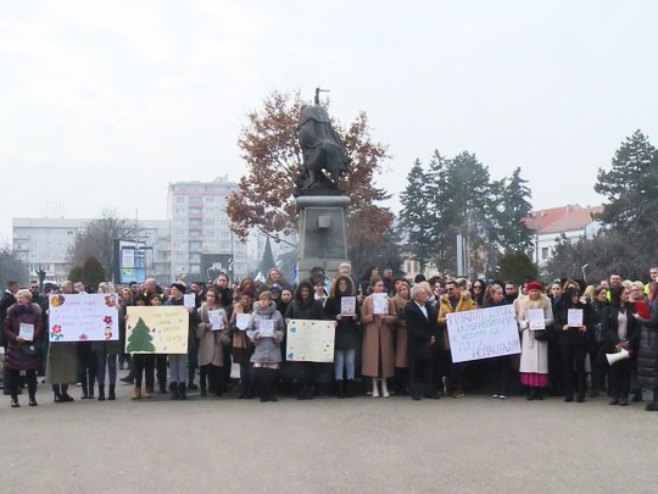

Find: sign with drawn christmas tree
<box><xmin>126</xmin><ymin>306</ymin><xmax>189</xmax><ymax>354</ymax></box>
<box><xmin>48</xmin><ymin>293</ymin><xmax>119</xmax><ymax>342</ymax></box>
<box><xmin>286</xmin><ymin>319</ymin><xmax>335</xmax><ymax>362</ymax></box>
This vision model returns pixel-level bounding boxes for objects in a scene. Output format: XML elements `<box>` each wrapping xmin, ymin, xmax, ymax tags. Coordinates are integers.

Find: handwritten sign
<box><xmin>286</xmin><ymin>319</ymin><xmax>335</xmax><ymax>362</ymax></box>
<box><xmin>372</xmin><ymin>293</ymin><xmax>388</xmax><ymax>315</ymax></box>
<box><xmin>528</xmin><ymin>308</ymin><xmax>546</xmax><ymax>330</ymax></box>
<box><xmin>446</xmin><ymin>305</ymin><xmax>521</xmax><ymax>363</ymax></box>
<box><xmin>126</xmin><ymin>306</ymin><xmax>188</xmax><ymax>354</ymax></box>
<box><xmin>568</xmin><ymin>309</ymin><xmax>583</xmax><ymax>328</ymax></box>
<box><xmin>49</xmin><ymin>294</ymin><xmax>119</xmax><ymax>342</ymax></box>
<box><xmin>341</xmin><ymin>296</ymin><xmax>356</xmax><ymax>316</ymax></box>
<box><xmin>236</xmin><ymin>313</ymin><xmax>250</xmax><ymax>330</ymax></box>
<box><xmin>258</xmin><ymin>319</ymin><xmax>274</xmax><ymax>338</ymax></box>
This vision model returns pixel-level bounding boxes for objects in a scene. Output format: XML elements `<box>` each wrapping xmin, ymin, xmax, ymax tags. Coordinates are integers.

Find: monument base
<box><xmin>295</xmin><ymin>195</ymin><xmax>351</xmax><ymax>282</ymax></box>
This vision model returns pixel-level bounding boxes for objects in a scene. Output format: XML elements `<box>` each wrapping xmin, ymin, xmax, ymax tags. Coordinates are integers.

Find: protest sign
<box><xmin>286</xmin><ymin>319</ymin><xmax>335</xmax><ymax>362</ymax></box>
<box><xmin>446</xmin><ymin>305</ymin><xmax>521</xmax><ymax>363</ymax></box>
<box><xmin>49</xmin><ymin>294</ymin><xmax>119</xmax><ymax>342</ymax></box>
<box><xmin>528</xmin><ymin>308</ymin><xmax>546</xmax><ymax>330</ymax></box>
<box><xmin>568</xmin><ymin>309</ymin><xmax>583</xmax><ymax>328</ymax></box>
<box><xmin>209</xmin><ymin>310</ymin><xmax>224</xmax><ymax>330</ymax></box>
<box><xmin>236</xmin><ymin>313</ymin><xmax>250</xmax><ymax>330</ymax></box>
<box><xmin>341</xmin><ymin>296</ymin><xmax>356</xmax><ymax>316</ymax></box>
<box><xmin>372</xmin><ymin>294</ymin><xmax>388</xmax><ymax>315</ymax></box>
<box><xmin>259</xmin><ymin>320</ymin><xmax>274</xmax><ymax>338</ymax></box>
<box><xmin>126</xmin><ymin>306</ymin><xmax>188</xmax><ymax>354</ymax></box>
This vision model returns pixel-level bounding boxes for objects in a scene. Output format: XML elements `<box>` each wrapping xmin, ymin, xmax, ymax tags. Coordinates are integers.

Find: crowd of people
<box><xmin>2</xmin><ymin>264</ymin><xmax>658</xmax><ymax>411</ymax></box>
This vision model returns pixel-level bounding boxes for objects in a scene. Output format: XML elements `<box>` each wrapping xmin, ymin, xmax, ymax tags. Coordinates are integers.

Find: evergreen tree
<box><xmin>425</xmin><ymin>151</ymin><xmax>453</xmax><ymax>273</ymax></box>
<box><xmin>258</xmin><ymin>236</ymin><xmax>277</xmax><ymax>277</ymax></box>
<box><xmin>348</xmin><ymin>223</ymin><xmax>405</xmax><ymax>279</ymax></box>
<box><xmin>494</xmin><ymin>167</ymin><xmax>534</xmax><ymax>251</ymax></box>
<box><xmin>82</xmin><ymin>256</ymin><xmax>106</xmax><ymax>288</ymax></box>
<box><xmin>595</xmin><ymin>130</ymin><xmax>658</xmax><ymax>237</ymax></box>
<box><xmin>399</xmin><ymin>159</ymin><xmax>434</xmax><ymax>271</ymax></box>
<box><xmin>496</xmin><ymin>249</ymin><xmax>538</xmax><ymax>285</ymax></box>
<box><xmin>68</xmin><ymin>265</ymin><xmax>83</xmax><ymax>283</ymax></box>
<box><xmin>126</xmin><ymin>317</ymin><xmax>155</xmax><ymax>353</ymax></box>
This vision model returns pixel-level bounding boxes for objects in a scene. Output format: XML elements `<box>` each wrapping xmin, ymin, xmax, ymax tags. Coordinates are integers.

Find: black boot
<box><xmin>200</xmin><ymin>382</ymin><xmax>207</xmax><ymax>397</ymax></box>
<box><xmin>259</xmin><ymin>369</ymin><xmax>270</xmax><ymax>402</ymax></box>
<box><xmin>179</xmin><ymin>383</ymin><xmax>187</xmax><ymax>400</ymax></box>
<box><xmin>108</xmin><ymin>385</ymin><xmax>116</xmax><ymax>401</ymax></box>
<box><xmin>346</xmin><ymin>380</ymin><xmax>355</xmax><ymax>398</ymax></box>
<box><xmin>526</xmin><ymin>387</ymin><xmax>536</xmax><ymax>400</ymax></box>
<box><xmin>336</xmin><ymin>380</ymin><xmax>345</xmax><ymax>399</ymax></box>
<box><xmin>81</xmin><ymin>381</ymin><xmax>89</xmax><ymax>400</ymax></box>
<box><xmin>536</xmin><ymin>388</ymin><xmax>544</xmax><ymax>400</ymax></box>
<box><xmin>98</xmin><ymin>385</ymin><xmax>105</xmax><ymax>401</ymax></box>
<box><xmin>169</xmin><ymin>382</ymin><xmax>179</xmax><ymax>400</ymax></box>
<box><xmin>564</xmin><ymin>390</ymin><xmax>574</xmax><ymax>403</ymax></box>
<box><xmin>88</xmin><ymin>381</ymin><xmax>95</xmax><ymax>400</ymax></box>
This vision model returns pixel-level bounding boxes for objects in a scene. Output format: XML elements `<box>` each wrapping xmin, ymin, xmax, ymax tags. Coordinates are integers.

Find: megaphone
<box><xmin>606</xmin><ymin>348</ymin><xmax>630</xmax><ymax>366</ymax></box>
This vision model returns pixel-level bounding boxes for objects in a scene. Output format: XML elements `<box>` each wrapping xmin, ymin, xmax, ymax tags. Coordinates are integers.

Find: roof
<box><xmin>524</xmin><ymin>205</ymin><xmax>603</xmax><ymax>234</ymax></box>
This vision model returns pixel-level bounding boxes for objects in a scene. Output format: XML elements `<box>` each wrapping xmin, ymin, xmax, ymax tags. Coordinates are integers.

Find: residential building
<box><xmin>12</xmin><ymin>218</ymin><xmax>172</xmax><ymax>284</ymax></box>
<box><xmin>525</xmin><ymin>204</ymin><xmax>603</xmax><ymax>267</ymax></box>
<box><xmin>167</xmin><ymin>176</ymin><xmax>249</xmax><ymax>280</ymax></box>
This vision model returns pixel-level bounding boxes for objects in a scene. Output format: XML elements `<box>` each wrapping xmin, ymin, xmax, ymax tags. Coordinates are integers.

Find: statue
<box><xmin>293</xmin><ymin>88</ymin><xmax>350</xmax><ymax>196</ymax></box>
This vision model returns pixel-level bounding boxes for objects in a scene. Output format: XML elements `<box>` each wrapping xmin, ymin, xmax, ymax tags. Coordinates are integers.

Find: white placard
<box><xmin>236</xmin><ymin>313</ymin><xmax>250</xmax><ymax>330</ymax></box>
<box><xmin>19</xmin><ymin>323</ymin><xmax>35</xmax><ymax>342</ymax></box>
<box><xmin>259</xmin><ymin>319</ymin><xmax>274</xmax><ymax>338</ymax></box>
<box><xmin>286</xmin><ymin>319</ymin><xmax>335</xmax><ymax>362</ymax></box>
<box><xmin>49</xmin><ymin>294</ymin><xmax>120</xmax><ymax>342</ymax></box>
<box><xmin>372</xmin><ymin>293</ymin><xmax>388</xmax><ymax>315</ymax></box>
<box><xmin>341</xmin><ymin>296</ymin><xmax>356</xmax><ymax>316</ymax></box>
<box><xmin>446</xmin><ymin>305</ymin><xmax>521</xmax><ymax>363</ymax></box>
<box><xmin>528</xmin><ymin>308</ymin><xmax>546</xmax><ymax>330</ymax></box>
<box><xmin>209</xmin><ymin>310</ymin><xmax>224</xmax><ymax>330</ymax></box>
<box><xmin>568</xmin><ymin>309</ymin><xmax>583</xmax><ymax>328</ymax></box>
<box><xmin>183</xmin><ymin>294</ymin><xmax>196</xmax><ymax>309</ymax></box>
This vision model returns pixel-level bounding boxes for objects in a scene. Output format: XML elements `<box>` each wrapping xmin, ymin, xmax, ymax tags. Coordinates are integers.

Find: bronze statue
<box><xmin>294</xmin><ymin>88</ymin><xmax>350</xmax><ymax>196</ymax></box>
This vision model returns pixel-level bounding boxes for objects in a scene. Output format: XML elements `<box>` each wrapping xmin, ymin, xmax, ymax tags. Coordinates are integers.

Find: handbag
<box><xmin>19</xmin><ymin>343</ymin><xmax>41</xmax><ymax>357</ymax></box>
<box><xmin>533</xmin><ymin>327</ymin><xmax>553</xmax><ymax>342</ymax></box>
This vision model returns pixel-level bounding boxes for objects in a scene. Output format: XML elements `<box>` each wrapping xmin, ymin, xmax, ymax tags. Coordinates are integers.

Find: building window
<box><xmin>541</xmin><ymin>247</ymin><xmax>549</xmax><ymax>260</ymax></box>
<box><xmin>177</xmin><ymin>196</ymin><xmax>185</xmax><ymax>203</ymax></box>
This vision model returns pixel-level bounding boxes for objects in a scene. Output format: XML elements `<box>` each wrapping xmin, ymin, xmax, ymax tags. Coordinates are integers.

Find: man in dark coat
<box><xmin>405</xmin><ymin>284</ymin><xmax>441</xmax><ymax>400</ymax></box>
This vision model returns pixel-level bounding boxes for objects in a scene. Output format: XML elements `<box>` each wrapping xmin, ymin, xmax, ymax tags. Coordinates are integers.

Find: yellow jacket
<box><xmin>437</xmin><ymin>291</ymin><xmax>476</xmax><ymax>350</ymax></box>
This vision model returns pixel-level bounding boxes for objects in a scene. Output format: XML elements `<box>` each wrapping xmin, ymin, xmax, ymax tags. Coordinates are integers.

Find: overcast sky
<box><xmin>1</xmin><ymin>0</ymin><xmax>657</xmax><ymax>244</ymax></box>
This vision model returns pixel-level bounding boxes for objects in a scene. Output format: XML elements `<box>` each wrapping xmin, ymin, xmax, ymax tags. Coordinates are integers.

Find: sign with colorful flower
<box><xmin>48</xmin><ymin>294</ymin><xmax>120</xmax><ymax>342</ymax></box>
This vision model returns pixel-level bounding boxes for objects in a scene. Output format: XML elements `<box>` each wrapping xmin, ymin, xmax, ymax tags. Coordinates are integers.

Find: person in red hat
<box><xmin>516</xmin><ymin>280</ymin><xmax>554</xmax><ymax>400</ymax></box>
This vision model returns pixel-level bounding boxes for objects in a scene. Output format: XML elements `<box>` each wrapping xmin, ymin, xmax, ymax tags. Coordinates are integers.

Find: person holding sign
<box><xmin>3</xmin><ymin>289</ymin><xmax>44</xmax><ymax>407</ymax></box>
<box><xmin>437</xmin><ymin>280</ymin><xmax>476</xmax><ymax>399</ymax></box>
<box><xmin>361</xmin><ymin>277</ymin><xmax>397</xmax><ymax>398</ymax></box>
<box><xmin>164</xmin><ymin>282</ymin><xmax>194</xmax><ymax>400</ymax></box>
<box><xmin>230</xmin><ymin>290</ymin><xmax>255</xmax><ymax>399</ymax></box>
<box><xmin>285</xmin><ymin>280</ymin><xmax>326</xmax><ymax>400</ymax></box>
<box><xmin>197</xmin><ymin>288</ymin><xmax>230</xmax><ymax>398</ymax></box>
<box><xmin>392</xmin><ymin>280</ymin><xmax>411</xmax><ymax>395</ymax></box>
<box><xmin>554</xmin><ymin>287</ymin><xmax>592</xmax><ymax>403</ymax></box>
<box><xmin>247</xmin><ymin>291</ymin><xmax>285</xmax><ymax>402</ymax></box>
<box><xmin>601</xmin><ymin>286</ymin><xmax>639</xmax><ymax>406</ymax></box>
<box><xmin>325</xmin><ymin>276</ymin><xmax>360</xmax><ymax>398</ymax></box>
<box><xmin>517</xmin><ymin>281</ymin><xmax>554</xmax><ymax>400</ymax></box>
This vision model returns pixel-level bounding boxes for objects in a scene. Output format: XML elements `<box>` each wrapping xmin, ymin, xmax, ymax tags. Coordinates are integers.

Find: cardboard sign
<box><xmin>126</xmin><ymin>306</ymin><xmax>189</xmax><ymax>354</ymax></box>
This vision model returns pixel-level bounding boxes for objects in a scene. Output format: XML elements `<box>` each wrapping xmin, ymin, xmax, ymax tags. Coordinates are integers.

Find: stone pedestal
<box><xmin>295</xmin><ymin>195</ymin><xmax>350</xmax><ymax>282</ymax></box>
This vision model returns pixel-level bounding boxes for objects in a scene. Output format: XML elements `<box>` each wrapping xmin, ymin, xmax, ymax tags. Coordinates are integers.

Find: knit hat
<box><xmin>526</xmin><ymin>280</ymin><xmax>543</xmax><ymax>291</ymax></box>
<box><xmin>171</xmin><ymin>281</ymin><xmax>187</xmax><ymax>294</ymax></box>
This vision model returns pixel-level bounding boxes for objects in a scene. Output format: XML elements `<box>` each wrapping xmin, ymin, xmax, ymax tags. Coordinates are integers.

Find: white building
<box><xmin>167</xmin><ymin>176</ymin><xmax>250</xmax><ymax>280</ymax></box>
<box><xmin>525</xmin><ymin>204</ymin><xmax>603</xmax><ymax>267</ymax></box>
<box><xmin>12</xmin><ymin>218</ymin><xmax>172</xmax><ymax>283</ymax></box>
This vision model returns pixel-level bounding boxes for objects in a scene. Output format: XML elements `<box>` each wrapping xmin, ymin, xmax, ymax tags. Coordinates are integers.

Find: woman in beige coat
<box><xmin>361</xmin><ymin>277</ymin><xmax>397</xmax><ymax>397</ymax></box>
<box><xmin>197</xmin><ymin>288</ymin><xmax>230</xmax><ymax>397</ymax></box>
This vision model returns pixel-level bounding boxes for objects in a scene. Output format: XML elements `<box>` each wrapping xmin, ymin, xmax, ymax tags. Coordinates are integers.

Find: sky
<box><xmin>1</xmin><ymin>0</ymin><xmax>657</xmax><ymax>245</ymax></box>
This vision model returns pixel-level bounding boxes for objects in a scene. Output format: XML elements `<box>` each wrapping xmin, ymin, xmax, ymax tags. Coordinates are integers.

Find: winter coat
<box><xmin>230</xmin><ymin>301</ymin><xmax>254</xmax><ymax>365</ymax></box>
<box><xmin>517</xmin><ymin>294</ymin><xmax>554</xmax><ymax>375</ymax></box>
<box><xmin>247</xmin><ymin>301</ymin><xmax>285</xmax><ymax>363</ymax></box>
<box><xmin>437</xmin><ymin>292</ymin><xmax>476</xmax><ymax>351</ymax></box>
<box><xmin>553</xmin><ymin>301</ymin><xmax>592</xmax><ymax>346</ymax></box>
<box><xmin>46</xmin><ymin>342</ymin><xmax>78</xmax><ymax>384</ymax></box>
<box><xmin>324</xmin><ymin>296</ymin><xmax>361</xmax><ymax>352</ymax></box>
<box><xmin>0</xmin><ymin>290</ymin><xmax>17</xmax><ymax>347</ymax></box>
<box><xmin>404</xmin><ymin>300</ymin><xmax>440</xmax><ymax>361</ymax></box>
<box><xmin>197</xmin><ymin>303</ymin><xmax>230</xmax><ymax>367</ymax></box>
<box><xmin>285</xmin><ymin>298</ymin><xmax>325</xmax><ymax>321</ymax></box>
<box><xmin>391</xmin><ymin>296</ymin><xmax>410</xmax><ymax>367</ymax></box>
<box><xmin>361</xmin><ymin>293</ymin><xmax>397</xmax><ymax>378</ymax></box>
<box><xmin>599</xmin><ymin>304</ymin><xmax>640</xmax><ymax>358</ymax></box>
<box><xmin>3</xmin><ymin>303</ymin><xmax>44</xmax><ymax>371</ymax></box>
<box><xmin>637</xmin><ymin>300</ymin><xmax>658</xmax><ymax>389</ymax></box>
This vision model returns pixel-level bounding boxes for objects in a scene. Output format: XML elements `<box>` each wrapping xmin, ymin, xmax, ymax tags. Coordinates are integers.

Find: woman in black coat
<box><xmin>554</xmin><ymin>287</ymin><xmax>592</xmax><ymax>403</ymax></box>
<box><xmin>325</xmin><ymin>276</ymin><xmax>360</xmax><ymax>398</ymax></box>
<box><xmin>601</xmin><ymin>285</ymin><xmax>640</xmax><ymax>406</ymax></box>
<box><xmin>587</xmin><ymin>286</ymin><xmax>609</xmax><ymax>398</ymax></box>
<box><xmin>404</xmin><ymin>285</ymin><xmax>440</xmax><ymax>400</ymax></box>
<box><xmin>483</xmin><ymin>283</ymin><xmax>511</xmax><ymax>399</ymax></box>
<box><xmin>635</xmin><ymin>282</ymin><xmax>658</xmax><ymax>411</ymax></box>
<box><xmin>285</xmin><ymin>280</ymin><xmax>326</xmax><ymax>399</ymax></box>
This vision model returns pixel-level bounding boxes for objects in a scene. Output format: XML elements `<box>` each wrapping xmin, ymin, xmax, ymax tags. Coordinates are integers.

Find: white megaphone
<box><xmin>606</xmin><ymin>348</ymin><xmax>630</xmax><ymax>366</ymax></box>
